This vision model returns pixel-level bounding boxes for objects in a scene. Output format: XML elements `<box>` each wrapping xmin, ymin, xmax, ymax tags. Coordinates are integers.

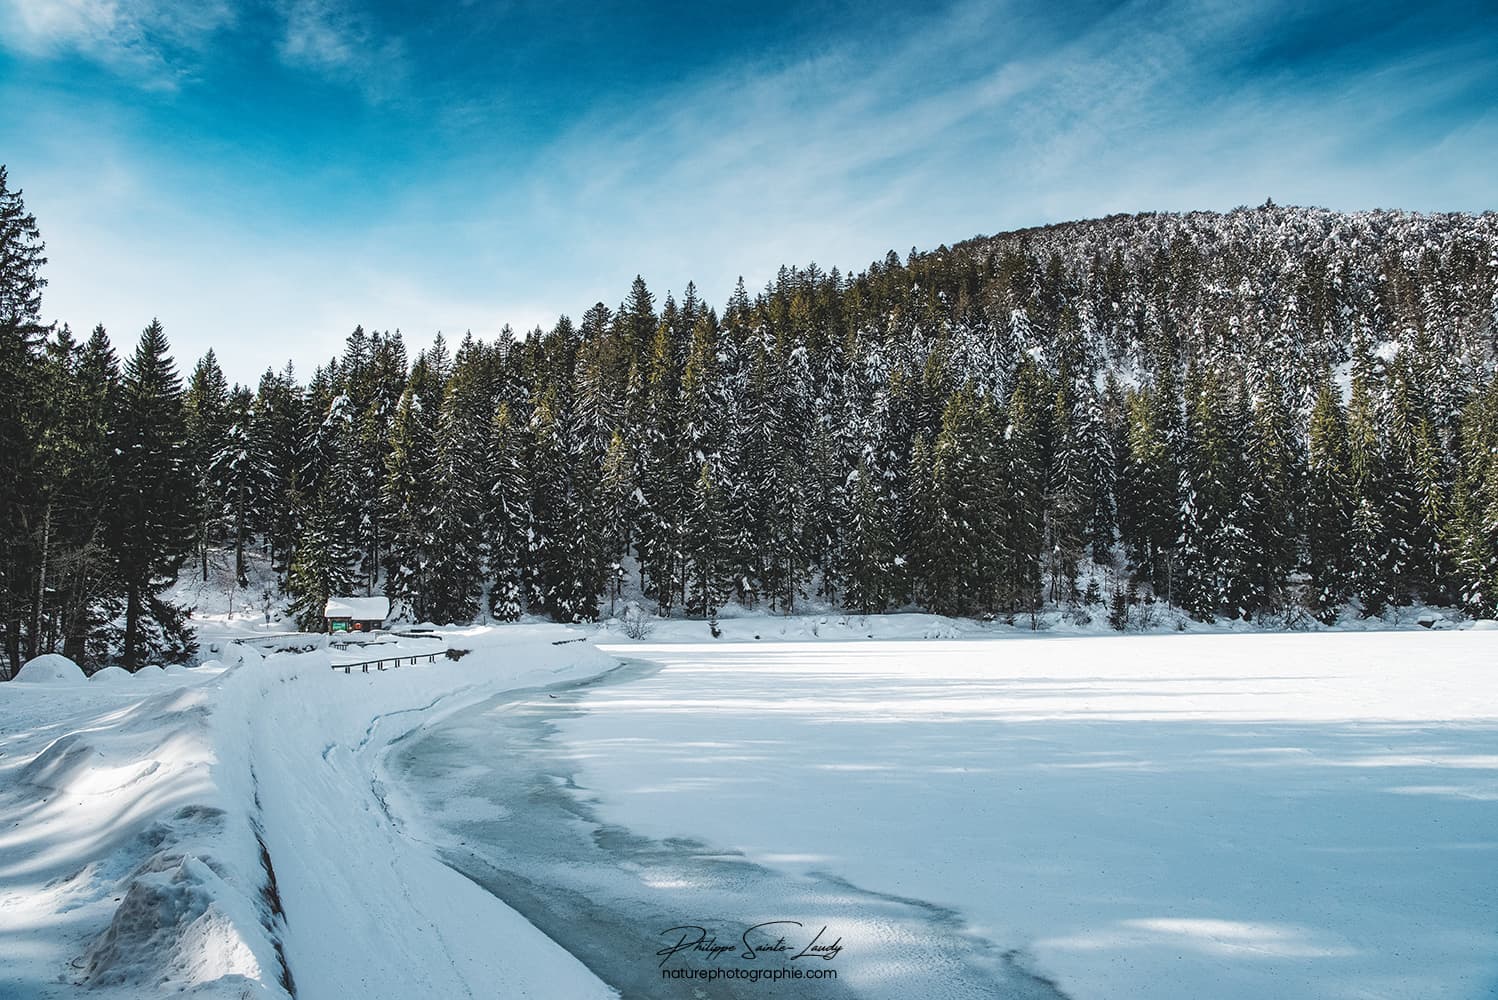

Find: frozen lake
<box><xmin>388</xmin><ymin>632</ymin><xmax>1498</xmax><ymax>1000</ymax></box>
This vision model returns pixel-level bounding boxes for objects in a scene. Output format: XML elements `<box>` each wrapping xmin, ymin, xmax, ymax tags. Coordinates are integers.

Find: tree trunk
<box><xmin>234</xmin><ymin>511</ymin><xmax>247</xmax><ymax>587</ymax></box>
<box><xmin>29</xmin><ymin>501</ymin><xmax>50</xmax><ymax>663</ymax></box>
<box><xmin>3</xmin><ymin>617</ymin><xmax>20</xmax><ymax>679</ymax></box>
<box><xmin>122</xmin><ymin>584</ymin><xmax>142</xmax><ymax>670</ymax></box>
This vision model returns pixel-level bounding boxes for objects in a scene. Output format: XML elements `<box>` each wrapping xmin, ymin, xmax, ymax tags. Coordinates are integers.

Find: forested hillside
<box><xmin>4</xmin><ymin>160</ymin><xmax>1497</xmax><ymax>671</ymax></box>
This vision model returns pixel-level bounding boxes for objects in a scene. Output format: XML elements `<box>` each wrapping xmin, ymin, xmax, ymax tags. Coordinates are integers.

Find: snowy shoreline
<box><xmin>0</xmin><ymin>624</ymin><xmax>622</xmax><ymax>1000</ymax></box>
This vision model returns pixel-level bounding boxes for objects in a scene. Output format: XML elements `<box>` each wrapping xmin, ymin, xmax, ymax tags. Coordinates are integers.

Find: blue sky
<box><xmin>1</xmin><ymin>0</ymin><xmax>1495</xmax><ymax>380</ymax></box>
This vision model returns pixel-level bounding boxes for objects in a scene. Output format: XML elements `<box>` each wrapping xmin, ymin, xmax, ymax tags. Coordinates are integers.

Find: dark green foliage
<box><xmin>112</xmin><ymin>321</ymin><xmax>197</xmax><ymax>667</ymax></box>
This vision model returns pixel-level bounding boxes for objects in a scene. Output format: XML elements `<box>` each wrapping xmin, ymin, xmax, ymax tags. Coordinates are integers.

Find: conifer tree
<box><xmin>285</xmin><ymin>487</ymin><xmax>359</xmax><ymax>631</ymax></box>
<box><xmin>212</xmin><ymin>385</ymin><xmax>257</xmax><ymax>591</ymax></box>
<box><xmin>184</xmin><ymin>351</ymin><xmax>230</xmax><ymax>582</ymax></box>
<box><xmin>1345</xmin><ymin>335</ymin><xmax>1394</xmax><ymax>613</ymax></box>
<box><xmin>427</xmin><ymin>336</ymin><xmax>493</xmax><ymax>623</ymax></box>
<box><xmin>383</xmin><ymin>351</ymin><xmax>444</xmax><ymax>621</ymax></box>
<box><xmin>486</xmin><ymin>402</ymin><xmax>529</xmax><ymax>621</ymax></box>
<box><xmin>843</xmin><ymin>457</ymin><xmax>895</xmax><ymax>614</ymax></box>
<box><xmin>0</xmin><ymin>166</ymin><xmax>48</xmax><ymax>675</ymax></box>
<box><xmin>1244</xmin><ymin>371</ymin><xmax>1299</xmax><ymax>608</ymax></box>
<box><xmin>112</xmin><ymin>321</ymin><xmax>196</xmax><ymax>667</ymax></box>
<box><xmin>1305</xmin><ymin>380</ymin><xmax>1351</xmax><ymax>619</ymax></box>
<box><xmin>52</xmin><ymin>327</ymin><xmax>122</xmax><ymax>663</ymax></box>
<box><xmin>683</xmin><ymin>461</ymin><xmax>725</xmax><ymax>617</ymax></box>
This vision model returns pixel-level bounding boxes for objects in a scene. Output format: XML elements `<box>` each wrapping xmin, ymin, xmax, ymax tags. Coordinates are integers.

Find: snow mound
<box><xmin>81</xmin><ymin>853</ymin><xmax>273</xmax><ymax>994</ymax></box>
<box><xmin>14</xmin><ymin>653</ymin><xmax>86</xmax><ymax>684</ymax></box>
<box><xmin>1468</xmin><ymin>619</ymin><xmax>1498</xmax><ymax>631</ymax></box>
<box><xmin>90</xmin><ymin>665</ymin><xmax>132</xmax><ymax>684</ymax></box>
<box><xmin>18</xmin><ymin>732</ymin><xmax>99</xmax><ymax>791</ymax></box>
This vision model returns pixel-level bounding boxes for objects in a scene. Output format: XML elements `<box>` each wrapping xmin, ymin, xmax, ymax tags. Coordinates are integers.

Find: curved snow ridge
<box><xmin>0</xmin><ymin>657</ymin><xmax>293</xmax><ymax>1000</ymax></box>
<box><xmin>237</xmin><ymin>625</ymin><xmax>624</xmax><ymax>1000</ymax></box>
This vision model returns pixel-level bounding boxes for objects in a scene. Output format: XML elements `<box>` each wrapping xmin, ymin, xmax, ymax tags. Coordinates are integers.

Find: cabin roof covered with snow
<box><xmin>324</xmin><ymin>596</ymin><xmax>391</xmax><ymax>620</ymax></box>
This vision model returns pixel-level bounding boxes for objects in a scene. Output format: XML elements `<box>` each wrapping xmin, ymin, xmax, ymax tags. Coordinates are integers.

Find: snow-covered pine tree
<box><xmin>0</xmin><ymin>166</ymin><xmax>49</xmax><ymax>675</ymax></box>
<box><xmin>1344</xmin><ymin>331</ymin><xmax>1395</xmax><ymax>614</ymax></box>
<box><xmin>486</xmin><ymin>401</ymin><xmax>529</xmax><ymax>621</ymax></box>
<box><xmin>842</xmin><ymin>456</ymin><xmax>895</xmax><ymax>614</ymax></box>
<box><xmin>683</xmin><ymin>460</ymin><xmax>725</xmax><ymax>617</ymax></box>
<box><xmin>183</xmin><ymin>351</ymin><xmax>230</xmax><ymax>583</ymax></box>
<box><xmin>111</xmin><ymin>321</ymin><xmax>196</xmax><ymax>667</ymax></box>
<box><xmin>1304</xmin><ymin>380</ymin><xmax>1351</xmax><ymax>621</ymax></box>
<box><xmin>51</xmin><ymin>326</ymin><xmax>122</xmax><ymax>664</ymax></box>
<box><xmin>285</xmin><ymin>485</ymin><xmax>359</xmax><ymax>632</ymax></box>
<box><xmin>1244</xmin><ymin>368</ymin><xmax>1300</xmax><ymax>611</ymax></box>
<box><xmin>383</xmin><ymin>348</ymin><xmax>444</xmax><ymax>622</ymax></box>
<box><xmin>527</xmin><ymin>389</ymin><xmax>597</xmax><ymax>622</ymax></box>
<box><xmin>247</xmin><ymin>365</ymin><xmax>304</xmax><ymax>583</ymax></box>
<box><xmin>635</xmin><ymin>311</ymin><xmax>685</xmax><ymax>614</ymax></box>
<box><xmin>427</xmin><ymin>335</ymin><xmax>496</xmax><ymax>624</ymax></box>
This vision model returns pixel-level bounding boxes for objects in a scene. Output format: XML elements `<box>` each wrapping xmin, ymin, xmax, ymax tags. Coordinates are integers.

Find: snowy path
<box><xmin>390</xmin><ymin>632</ymin><xmax>1498</xmax><ymax>1000</ymax></box>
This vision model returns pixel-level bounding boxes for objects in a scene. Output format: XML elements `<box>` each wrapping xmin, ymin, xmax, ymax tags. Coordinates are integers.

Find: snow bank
<box><xmin>82</xmin><ymin>854</ymin><xmax>279</xmax><ymax>996</ymax></box>
<box><xmin>0</xmin><ymin>673</ymin><xmax>288</xmax><ymax>1000</ymax></box>
<box><xmin>14</xmin><ymin>651</ymin><xmax>87</xmax><ymax>683</ymax></box>
<box><xmin>2</xmin><ymin>627</ymin><xmax>619</xmax><ymax>1000</ymax></box>
<box><xmin>218</xmin><ymin>623</ymin><xmax>617</xmax><ymax>1000</ymax></box>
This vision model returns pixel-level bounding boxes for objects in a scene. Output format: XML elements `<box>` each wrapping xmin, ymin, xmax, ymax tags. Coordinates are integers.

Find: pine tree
<box><xmin>184</xmin><ymin>350</ymin><xmax>230</xmax><ymax>583</ymax></box>
<box><xmin>486</xmin><ymin>401</ymin><xmax>529</xmax><ymax>621</ymax></box>
<box><xmin>112</xmin><ymin>321</ymin><xmax>197</xmax><ymax>667</ymax></box>
<box><xmin>683</xmin><ymin>461</ymin><xmax>725</xmax><ymax>616</ymax></box>
<box><xmin>1345</xmin><ymin>335</ymin><xmax>1394</xmax><ymax>613</ymax></box>
<box><xmin>527</xmin><ymin>391</ymin><xmax>597</xmax><ymax>621</ymax></box>
<box><xmin>1005</xmin><ymin>361</ymin><xmax>1051</xmax><ymax>613</ymax></box>
<box><xmin>1118</xmin><ymin>380</ymin><xmax>1179</xmax><ymax>598</ymax></box>
<box><xmin>0</xmin><ymin>166</ymin><xmax>48</xmax><ymax>675</ymax></box>
<box><xmin>1304</xmin><ymin>380</ymin><xmax>1351</xmax><ymax>620</ymax></box>
<box><xmin>285</xmin><ymin>488</ymin><xmax>359</xmax><ymax>631</ymax></box>
<box><xmin>635</xmin><ymin>316</ymin><xmax>684</xmax><ymax>613</ymax></box>
<box><xmin>843</xmin><ymin>457</ymin><xmax>895</xmax><ymax>614</ymax></box>
<box><xmin>212</xmin><ymin>385</ymin><xmax>257</xmax><ymax>590</ymax></box>
<box><xmin>1244</xmin><ymin>370</ymin><xmax>1299</xmax><ymax>609</ymax></box>
<box><xmin>247</xmin><ymin>366</ymin><xmax>304</xmax><ymax>582</ymax></box>
<box><xmin>53</xmin><ymin>326</ymin><xmax>122</xmax><ymax>663</ymax></box>
<box><xmin>383</xmin><ymin>350</ymin><xmax>444</xmax><ymax>622</ymax></box>
<box><xmin>427</xmin><ymin>336</ymin><xmax>494</xmax><ymax>624</ymax></box>
<box><xmin>928</xmin><ymin>385</ymin><xmax>1004</xmax><ymax>615</ymax></box>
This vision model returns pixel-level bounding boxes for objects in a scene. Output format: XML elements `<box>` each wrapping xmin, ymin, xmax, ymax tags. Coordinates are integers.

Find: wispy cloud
<box><xmin>0</xmin><ymin>0</ymin><xmax>234</xmax><ymax>87</ymax></box>
<box><xmin>275</xmin><ymin>0</ymin><xmax>407</xmax><ymax>102</ymax></box>
<box><xmin>512</xmin><ymin>0</ymin><xmax>1498</xmax><ymax>306</ymax></box>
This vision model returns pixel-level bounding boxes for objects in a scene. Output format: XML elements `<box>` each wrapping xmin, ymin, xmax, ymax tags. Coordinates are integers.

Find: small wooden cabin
<box><xmin>324</xmin><ymin>596</ymin><xmax>391</xmax><ymax>633</ymax></box>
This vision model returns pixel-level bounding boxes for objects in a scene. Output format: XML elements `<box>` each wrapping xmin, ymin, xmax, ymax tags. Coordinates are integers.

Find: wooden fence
<box><xmin>331</xmin><ymin>652</ymin><xmax>441</xmax><ymax>674</ymax></box>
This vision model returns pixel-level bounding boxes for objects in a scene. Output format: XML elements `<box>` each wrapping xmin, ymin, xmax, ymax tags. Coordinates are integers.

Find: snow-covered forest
<box><xmin>4</xmin><ymin>161</ymin><xmax>1498</xmax><ymax>673</ymax></box>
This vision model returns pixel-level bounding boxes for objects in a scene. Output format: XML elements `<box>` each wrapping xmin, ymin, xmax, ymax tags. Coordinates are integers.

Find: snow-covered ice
<box><xmin>511</xmin><ymin>631</ymin><xmax>1498</xmax><ymax>999</ymax></box>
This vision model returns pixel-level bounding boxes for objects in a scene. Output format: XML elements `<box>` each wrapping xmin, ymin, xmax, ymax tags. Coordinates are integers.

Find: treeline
<box><xmin>4</xmin><ymin>160</ymin><xmax>1498</xmax><ymax>671</ymax></box>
